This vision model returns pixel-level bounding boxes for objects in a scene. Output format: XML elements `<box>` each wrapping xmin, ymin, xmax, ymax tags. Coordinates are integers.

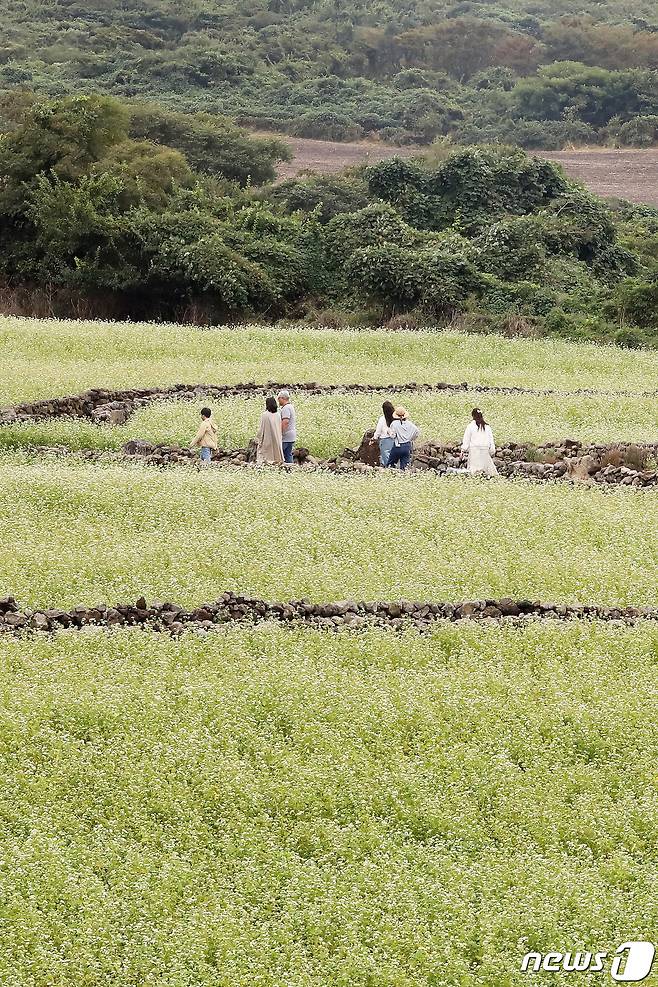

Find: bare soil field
<box><xmin>273</xmin><ymin>135</ymin><xmax>418</xmax><ymax>178</ymax></box>
<box><xmin>546</xmin><ymin>148</ymin><xmax>658</xmax><ymax>206</ymax></box>
<box><xmin>273</xmin><ymin>135</ymin><xmax>658</xmax><ymax>207</ymax></box>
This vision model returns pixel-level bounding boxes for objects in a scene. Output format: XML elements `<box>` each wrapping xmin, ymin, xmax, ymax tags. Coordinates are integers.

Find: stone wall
<box><xmin>0</xmin><ymin>592</ymin><xmax>655</xmax><ymax>636</ymax></box>
<box><xmin>120</xmin><ymin>435</ymin><xmax>658</xmax><ymax>488</ymax></box>
<box><xmin>1</xmin><ymin>379</ymin><xmax>655</xmax><ymax>426</ymax></box>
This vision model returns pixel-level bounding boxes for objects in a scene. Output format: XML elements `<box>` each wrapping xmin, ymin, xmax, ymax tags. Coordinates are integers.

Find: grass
<box><xmin>2</xmin><ymin>316</ymin><xmax>658</xmax><ymax>403</ymax></box>
<box><xmin>0</xmin><ymin>455</ymin><xmax>656</xmax><ymax>608</ymax></box>
<box><xmin>0</xmin><ymin>621</ymin><xmax>655</xmax><ymax>987</ymax></box>
<box><xmin>2</xmin><ymin>389</ymin><xmax>658</xmax><ymax>457</ymax></box>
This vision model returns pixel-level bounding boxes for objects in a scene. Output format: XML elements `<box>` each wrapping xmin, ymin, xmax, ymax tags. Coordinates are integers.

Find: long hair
<box><xmin>382</xmin><ymin>400</ymin><xmax>395</xmax><ymax>426</ymax></box>
<box><xmin>265</xmin><ymin>396</ymin><xmax>278</xmax><ymax>414</ymax></box>
<box><xmin>472</xmin><ymin>408</ymin><xmax>486</xmax><ymax>431</ymax></box>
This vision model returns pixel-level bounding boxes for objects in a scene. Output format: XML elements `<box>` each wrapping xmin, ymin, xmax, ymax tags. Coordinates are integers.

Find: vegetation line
<box><xmin>3</xmin><ymin>379</ymin><xmax>657</xmax><ymax>427</ymax></box>
<box><xmin>1</xmin><ymin>593</ymin><xmax>656</xmax><ymax>635</ymax></box>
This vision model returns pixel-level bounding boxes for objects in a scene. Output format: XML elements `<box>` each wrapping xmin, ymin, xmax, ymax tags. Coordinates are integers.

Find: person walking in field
<box><xmin>387</xmin><ymin>406</ymin><xmax>419</xmax><ymax>471</ymax></box>
<box><xmin>256</xmin><ymin>396</ymin><xmax>284</xmax><ymax>465</ymax></box>
<box><xmin>373</xmin><ymin>400</ymin><xmax>396</xmax><ymax>466</ymax></box>
<box><xmin>190</xmin><ymin>406</ymin><xmax>218</xmax><ymax>465</ymax></box>
<box><xmin>277</xmin><ymin>389</ymin><xmax>297</xmax><ymax>464</ymax></box>
<box><xmin>461</xmin><ymin>408</ymin><xmax>498</xmax><ymax>476</ymax></box>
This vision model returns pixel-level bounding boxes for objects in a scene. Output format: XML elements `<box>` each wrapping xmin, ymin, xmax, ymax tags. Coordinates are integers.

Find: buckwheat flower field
<box><xmin>2</xmin><ymin>316</ymin><xmax>658</xmax><ymax>401</ymax></box>
<box><xmin>0</xmin><ymin>622</ymin><xmax>655</xmax><ymax>986</ymax></box>
<box><xmin>0</xmin><ymin>456</ymin><xmax>656</xmax><ymax>607</ymax></box>
<box><xmin>0</xmin><ymin>316</ymin><xmax>656</xmax><ymax>987</ymax></box>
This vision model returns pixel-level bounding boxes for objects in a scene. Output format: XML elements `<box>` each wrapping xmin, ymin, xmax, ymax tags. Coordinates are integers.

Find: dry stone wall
<box><xmin>0</xmin><ymin>592</ymin><xmax>656</xmax><ymax>636</ymax></box>
<box><xmin>1</xmin><ymin>379</ymin><xmax>656</xmax><ymax>427</ymax></box>
<box><xmin>119</xmin><ymin>435</ymin><xmax>658</xmax><ymax>488</ymax></box>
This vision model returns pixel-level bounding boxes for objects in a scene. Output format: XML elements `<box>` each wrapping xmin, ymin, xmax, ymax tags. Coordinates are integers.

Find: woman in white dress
<box><xmin>373</xmin><ymin>400</ymin><xmax>396</xmax><ymax>465</ymax></box>
<box><xmin>461</xmin><ymin>408</ymin><xmax>498</xmax><ymax>476</ymax></box>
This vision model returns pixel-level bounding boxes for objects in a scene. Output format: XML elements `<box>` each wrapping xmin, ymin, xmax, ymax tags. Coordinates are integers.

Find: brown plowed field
<box><xmin>273</xmin><ymin>135</ymin><xmax>658</xmax><ymax>207</ymax></box>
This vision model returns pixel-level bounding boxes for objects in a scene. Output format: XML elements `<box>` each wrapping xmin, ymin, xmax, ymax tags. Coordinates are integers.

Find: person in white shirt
<box><xmin>387</xmin><ymin>406</ymin><xmax>419</xmax><ymax>470</ymax></box>
<box><xmin>461</xmin><ymin>408</ymin><xmax>498</xmax><ymax>476</ymax></box>
<box><xmin>373</xmin><ymin>400</ymin><xmax>396</xmax><ymax>465</ymax></box>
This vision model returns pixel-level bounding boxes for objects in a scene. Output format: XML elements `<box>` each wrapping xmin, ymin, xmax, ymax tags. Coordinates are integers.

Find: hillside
<box><xmin>1</xmin><ymin>95</ymin><xmax>657</xmax><ymax>346</ymax></box>
<box><xmin>1</xmin><ymin>0</ymin><xmax>658</xmax><ymax>148</ymax></box>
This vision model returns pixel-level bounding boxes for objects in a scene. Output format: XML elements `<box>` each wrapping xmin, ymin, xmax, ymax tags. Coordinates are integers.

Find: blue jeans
<box><xmin>200</xmin><ymin>446</ymin><xmax>212</xmax><ymax>463</ymax></box>
<box><xmin>379</xmin><ymin>436</ymin><xmax>394</xmax><ymax>466</ymax></box>
<box><xmin>387</xmin><ymin>442</ymin><xmax>412</xmax><ymax>470</ymax></box>
<box><xmin>282</xmin><ymin>442</ymin><xmax>295</xmax><ymax>464</ymax></box>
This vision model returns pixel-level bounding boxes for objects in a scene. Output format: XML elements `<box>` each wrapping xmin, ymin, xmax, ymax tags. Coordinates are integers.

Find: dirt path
<box><xmin>272</xmin><ymin>135</ymin><xmax>658</xmax><ymax>207</ymax></box>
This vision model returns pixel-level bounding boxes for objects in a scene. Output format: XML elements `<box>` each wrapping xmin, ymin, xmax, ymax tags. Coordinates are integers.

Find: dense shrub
<box><xmin>0</xmin><ymin>95</ymin><xmax>656</xmax><ymax>344</ymax></box>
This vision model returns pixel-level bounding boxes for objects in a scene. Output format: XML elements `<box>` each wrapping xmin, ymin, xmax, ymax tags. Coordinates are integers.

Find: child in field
<box><xmin>190</xmin><ymin>407</ymin><xmax>218</xmax><ymax>464</ymax></box>
<box><xmin>461</xmin><ymin>408</ymin><xmax>498</xmax><ymax>476</ymax></box>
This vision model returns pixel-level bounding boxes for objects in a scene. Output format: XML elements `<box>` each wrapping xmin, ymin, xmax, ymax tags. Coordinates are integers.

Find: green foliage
<box><xmin>266</xmin><ymin>173</ymin><xmax>370</xmax><ymax>222</ymax></box>
<box><xmin>128</xmin><ymin>102</ymin><xmax>290</xmax><ymax>186</ymax></box>
<box><xmin>0</xmin><ymin>96</ymin><xmax>655</xmax><ymax>343</ymax></box>
<box><xmin>609</xmin><ymin>277</ymin><xmax>658</xmax><ymax>327</ymax></box>
<box><xmin>325</xmin><ymin>202</ymin><xmax>423</xmax><ymax>265</ymax></box>
<box><xmin>512</xmin><ymin>63</ymin><xmax>658</xmax><ymax>128</ymax></box>
<box><xmin>0</xmin><ymin>94</ymin><xmax>129</xmax><ymax>214</ymax></box>
<box><xmin>367</xmin><ymin>147</ymin><xmax>568</xmax><ymax>233</ymax></box>
<box><xmin>94</xmin><ymin>140</ymin><xmax>194</xmax><ymax>209</ymax></box>
<box><xmin>2</xmin><ymin>0</ymin><xmax>657</xmax><ymax>148</ymax></box>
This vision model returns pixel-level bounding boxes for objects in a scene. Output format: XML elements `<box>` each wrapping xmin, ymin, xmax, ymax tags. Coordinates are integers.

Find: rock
<box><xmin>3</xmin><ymin>613</ymin><xmax>26</xmax><ymax>628</ymax></box>
<box><xmin>122</xmin><ymin>439</ymin><xmax>154</xmax><ymax>456</ymax></box>
<box><xmin>565</xmin><ymin>454</ymin><xmax>599</xmax><ymax>485</ymax></box>
<box><xmin>354</xmin><ymin>430</ymin><xmax>380</xmax><ymax>467</ymax></box>
<box><xmin>30</xmin><ymin>612</ymin><xmax>50</xmax><ymax>631</ymax></box>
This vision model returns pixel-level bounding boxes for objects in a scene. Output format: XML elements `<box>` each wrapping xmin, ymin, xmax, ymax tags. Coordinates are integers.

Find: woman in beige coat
<box><xmin>256</xmin><ymin>397</ymin><xmax>284</xmax><ymax>465</ymax></box>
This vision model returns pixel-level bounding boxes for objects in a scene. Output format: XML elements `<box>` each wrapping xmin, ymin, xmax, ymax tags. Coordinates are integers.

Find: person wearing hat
<box><xmin>387</xmin><ymin>406</ymin><xmax>419</xmax><ymax>470</ymax></box>
<box><xmin>277</xmin><ymin>389</ymin><xmax>297</xmax><ymax>464</ymax></box>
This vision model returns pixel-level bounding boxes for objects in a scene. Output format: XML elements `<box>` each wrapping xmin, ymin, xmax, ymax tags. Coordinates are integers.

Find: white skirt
<box><xmin>467</xmin><ymin>447</ymin><xmax>498</xmax><ymax>476</ymax></box>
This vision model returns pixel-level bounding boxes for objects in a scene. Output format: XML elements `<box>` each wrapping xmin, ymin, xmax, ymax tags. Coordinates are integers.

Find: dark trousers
<box><xmin>282</xmin><ymin>442</ymin><xmax>295</xmax><ymax>464</ymax></box>
<box><xmin>387</xmin><ymin>442</ymin><xmax>412</xmax><ymax>470</ymax></box>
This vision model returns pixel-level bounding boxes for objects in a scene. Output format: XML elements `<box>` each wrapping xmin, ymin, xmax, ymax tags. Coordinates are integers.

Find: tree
<box><xmin>0</xmin><ymin>94</ymin><xmax>129</xmax><ymax>213</ymax></box>
<box><xmin>128</xmin><ymin>103</ymin><xmax>291</xmax><ymax>186</ymax></box>
<box><xmin>95</xmin><ymin>141</ymin><xmax>194</xmax><ymax>209</ymax></box>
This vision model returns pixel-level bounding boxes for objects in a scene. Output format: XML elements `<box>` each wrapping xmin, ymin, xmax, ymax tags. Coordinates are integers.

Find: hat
<box><xmin>277</xmin><ymin>389</ymin><xmax>290</xmax><ymax>399</ymax></box>
<box><xmin>393</xmin><ymin>406</ymin><xmax>408</xmax><ymax>420</ymax></box>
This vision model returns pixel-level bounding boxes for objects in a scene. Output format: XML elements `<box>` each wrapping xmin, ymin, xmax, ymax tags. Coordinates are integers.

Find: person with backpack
<box><xmin>386</xmin><ymin>406</ymin><xmax>419</xmax><ymax>471</ymax></box>
<box><xmin>190</xmin><ymin>407</ymin><xmax>218</xmax><ymax>465</ymax></box>
<box><xmin>461</xmin><ymin>408</ymin><xmax>498</xmax><ymax>476</ymax></box>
